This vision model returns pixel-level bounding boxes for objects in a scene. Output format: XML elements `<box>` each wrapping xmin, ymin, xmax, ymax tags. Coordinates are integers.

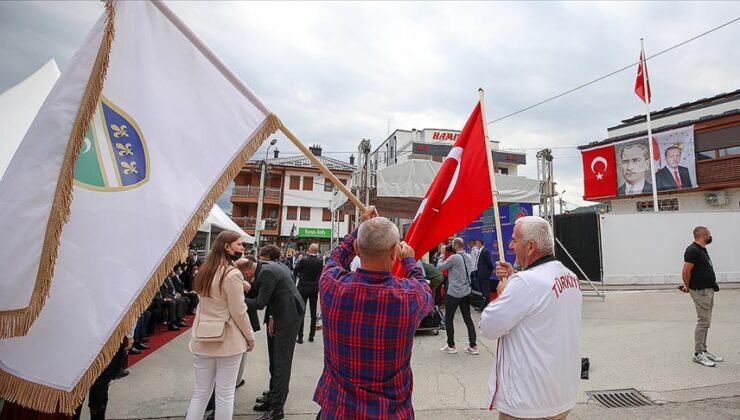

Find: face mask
<box><xmin>706</xmin><ymin>236</ymin><xmax>713</xmax><ymax>245</ymax></box>
<box><xmin>229</xmin><ymin>251</ymin><xmax>243</xmax><ymax>262</ymax></box>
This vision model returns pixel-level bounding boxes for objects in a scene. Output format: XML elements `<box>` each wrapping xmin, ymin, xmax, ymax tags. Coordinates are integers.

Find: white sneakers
<box><xmin>693</xmin><ymin>351</ymin><xmax>723</xmax><ymax>367</ymax></box>
<box><xmin>464</xmin><ymin>346</ymin><xmax>480</xmax><ymax>355</ymax></box>
<box><xmin>440</xmin><ymin>345</ymin><xmax>479</xmax><ymax>355</ymax></box>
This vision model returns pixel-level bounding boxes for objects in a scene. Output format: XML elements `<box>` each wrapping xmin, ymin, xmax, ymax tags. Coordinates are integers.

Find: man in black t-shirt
<box><xmin>680</xmin><ymin>226</ymin><xmax>722</xmax><ymax>367</ymax></box>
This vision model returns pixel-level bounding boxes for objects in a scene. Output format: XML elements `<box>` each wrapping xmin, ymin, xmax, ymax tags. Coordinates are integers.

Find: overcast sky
<box><xmin>2</xmin><ymin>1</ymin><xmax>739</xmax><ymax>209</ymax></box>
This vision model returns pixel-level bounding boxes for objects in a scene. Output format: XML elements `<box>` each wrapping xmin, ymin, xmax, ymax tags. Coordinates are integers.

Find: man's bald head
<box><xmin>308</xmin><ymin>243</ymin><xmax>319</xmax><ymax>254</ymax></box>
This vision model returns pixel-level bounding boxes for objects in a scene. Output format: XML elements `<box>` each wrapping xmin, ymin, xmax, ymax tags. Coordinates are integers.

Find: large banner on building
<box><xmin>581</xmin><ymin>125</ymin><xmax>696</xmax><ymax>199</ymax></box>
<box><xmin>652</xmin><ymin>126</ymin><xmax>697</xmax><ymax>191</ymax></box>
<box><xmin>457</xmin><ymin>203</ymin><xmax>533</xmax><ymax>280</ymax></box>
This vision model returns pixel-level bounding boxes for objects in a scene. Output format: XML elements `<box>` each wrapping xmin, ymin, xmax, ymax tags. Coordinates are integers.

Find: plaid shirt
<box><xmin>313</xmin><ymin>229</ymin><xmax>434</xmax><ymax>419</ymax></box>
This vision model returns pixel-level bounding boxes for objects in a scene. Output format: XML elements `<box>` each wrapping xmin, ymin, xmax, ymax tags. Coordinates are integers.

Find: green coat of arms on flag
<box><xmin>74</xmin><ymin>95</ymin><xmax>149</xmax><ymax>191</ymax></box>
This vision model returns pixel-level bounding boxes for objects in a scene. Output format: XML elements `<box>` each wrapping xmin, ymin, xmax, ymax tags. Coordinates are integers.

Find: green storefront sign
<box><xmin>298</xmin><ymin>227</ymin><xmax>331</xmax><ymax>238</ymax></box>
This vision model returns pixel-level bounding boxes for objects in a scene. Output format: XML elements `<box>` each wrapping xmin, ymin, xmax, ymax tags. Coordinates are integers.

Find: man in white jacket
<box><xmin>480</xmin><ymin>216</ymin><xmax>581</xmax><ymax>419</ymax></box>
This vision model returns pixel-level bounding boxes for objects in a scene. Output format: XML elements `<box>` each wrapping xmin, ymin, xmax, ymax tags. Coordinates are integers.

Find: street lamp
<box><xmin>255</xmin><ymin>138</ymin><xmax>278</xmax><ymax>250</ymax></box>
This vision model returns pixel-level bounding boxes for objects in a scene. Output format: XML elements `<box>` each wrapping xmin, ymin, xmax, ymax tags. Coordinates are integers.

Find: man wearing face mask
<box><xmin>680</xmin><ymin>226</ymin><xmax>722</xmax><ymax>367</ymax></box>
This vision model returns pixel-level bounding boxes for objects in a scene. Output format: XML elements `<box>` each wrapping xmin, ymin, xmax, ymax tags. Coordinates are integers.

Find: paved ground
<box><xmin>89</xmin><ymin>285</ymin><xmax>740</xmax><ymax>419</ymax></box>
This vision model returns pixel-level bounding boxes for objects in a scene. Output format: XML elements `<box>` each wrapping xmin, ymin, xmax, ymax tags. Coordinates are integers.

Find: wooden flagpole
<box><xmin>478</xmin><ymin>89</ymin><xmax>507</xmax><ymax>274</ymax></box>
<box><xmin>279</xmin><ymin>123</ymin><xmax>367</xmax><ymax>212</ymax></box>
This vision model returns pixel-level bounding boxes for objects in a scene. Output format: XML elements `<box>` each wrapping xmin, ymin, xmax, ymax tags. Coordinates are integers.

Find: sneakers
<box><xmin>704</xmin><ymin>351</ymin><xmax>724</xmax><ymax>362</ymax></box>
<box><xmin>464</xmin><ymin>346</ymin><xmax>480</xmax><ymax>355</ymax></box>
<box><xmin>440</xmin><ymin>345</ymin><xmax>458</xmax><ymax>354</ymax></box>
<box><xmin>693</xmin><ymin>352</ymin><xmax>716</xmax><ymax>367</ymax></box>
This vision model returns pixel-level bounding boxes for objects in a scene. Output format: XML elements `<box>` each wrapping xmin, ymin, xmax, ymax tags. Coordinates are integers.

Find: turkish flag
<box><xmin>634</xmin><ymin>51</ymin><xmax>651</xmax><ymax>104</ymax></box>
<box><xmin>395</xmin><ymin>102</ymin><xmax>492</xmax><ymax>273</ymax></box>
<box><xmin>582</xmin><ymin>145</ymin><xmax>617</xmax><ymax>199</ymax></box>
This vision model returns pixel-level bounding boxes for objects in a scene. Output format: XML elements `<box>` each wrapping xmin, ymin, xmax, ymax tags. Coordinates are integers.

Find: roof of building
<box><xmin>579</xmin><ymin>89</ymin><xmax>740</xmax><ymax>150</ymax></box>
<box><xmin>612</xmin><ymin>89</ymin><xmax>740</xmax><ymax>129</ymax></box>
<box><xmin>251</xmin><ymin>154</ymin><xmax>356</xmax><ymax>172</ymax></box>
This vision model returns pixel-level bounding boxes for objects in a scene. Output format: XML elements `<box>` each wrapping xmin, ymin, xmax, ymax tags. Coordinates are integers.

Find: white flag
<box><xmin>0</xmin><ymin>1</ymin><xmax>279</xmax><ymax>413</ymax></box>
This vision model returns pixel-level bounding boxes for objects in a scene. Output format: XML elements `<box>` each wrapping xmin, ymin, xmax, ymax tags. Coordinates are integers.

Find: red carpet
<box><xmin>128</xmin><ymin>314</ymin><xmax>194</xmax><ymax>367</ymax></box>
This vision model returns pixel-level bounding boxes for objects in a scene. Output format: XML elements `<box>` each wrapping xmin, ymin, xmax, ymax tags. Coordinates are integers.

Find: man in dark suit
<box><xmin>246</xmin><ymin>245</ymin><xmax>305</xmax><ymax>420</ymax></box>
<box><xmin>617</xmin><ymin>143</ymin><xmax>653</xmax><ymax>196</ymax></box>
<box><xmin>656</xmin><ymin>146</ymin><xmax>692</xmax><ymax>191</ymax></box>
<box><xmin>475</xmin><ymin>239</ymin><xmax>495</xmax><ymax>312</ymax></box>
<box><xmin>294</xmin><ymin>243</ymin><xmax>323</xmax><ymax>344</ymax></box>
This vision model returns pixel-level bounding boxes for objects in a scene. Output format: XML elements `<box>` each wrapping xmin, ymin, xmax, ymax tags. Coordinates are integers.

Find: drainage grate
<box><xmin>586</xmin><ymin>388</ymin><xmax>655</xmax><ymax>408</ymax></box>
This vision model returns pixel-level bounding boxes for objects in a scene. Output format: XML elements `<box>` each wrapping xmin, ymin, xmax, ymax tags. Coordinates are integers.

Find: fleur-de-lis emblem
<box><xmin>121</xmin><ymin>161</ymin><xmax>138</xmax><ymax>175</ymax></box>
<box><xmin>111</xmin><ymin>124</ymin><xmax>129</xmax><ymax>138</ymax></box>
<box><xmin>115</xmin><ymin>142</ymin><xmax>134</xmax><ymax>156</ymax></box>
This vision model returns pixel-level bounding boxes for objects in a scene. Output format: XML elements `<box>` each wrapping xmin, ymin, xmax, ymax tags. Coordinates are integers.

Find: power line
<box><xmin>486</xmin><ymin>16</ymin><xmax>740</xmax><ymax>125</ymax></box>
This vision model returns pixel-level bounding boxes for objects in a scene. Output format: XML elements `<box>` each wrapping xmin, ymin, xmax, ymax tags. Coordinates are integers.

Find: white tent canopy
<box><xmin>1</xmin><ymin>59</ymin><xmax>252</xmax><ymax>244</ymax></box>
<box><xmin>0</xmin><ymin>59</ymin><xmax>60</xmax><ymax>181</ymax></box>
<box><xmin>376</xmin><ymin>159</ymin><xmax>541</xmax><ymax>203</ymax></box>
<box><xmin>199</xmin><ymin>203</ymin><xmax>254</xmax><ymax>243</ymax></box>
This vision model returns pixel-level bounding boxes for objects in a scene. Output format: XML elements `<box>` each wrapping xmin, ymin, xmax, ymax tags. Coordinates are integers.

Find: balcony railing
<box><xmin>232</xmin><ymin>186</ymin><xmax>281</xmax><ymax>199</ymax></box>
<box><xmin>231</xmin><ymin>216</ymin><xmax>278</xmax><ymax>231</ymax></box>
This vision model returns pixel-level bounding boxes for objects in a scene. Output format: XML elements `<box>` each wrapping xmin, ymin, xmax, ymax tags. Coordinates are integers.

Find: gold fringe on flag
<box><xmin>0</xmin><ymin>0</ymin><xmax>116</xmax><ymax>339</ymax></box>
<box><xmin>0</xmin><ymin>113</ymin><xmax>281</xmax><ymax>414</ymax></box>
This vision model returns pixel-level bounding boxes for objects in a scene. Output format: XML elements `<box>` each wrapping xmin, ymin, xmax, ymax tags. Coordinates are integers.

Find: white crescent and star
<box><xmin>590</xmin><ymin>156</ymin><xmax>607</xmax><ymax>180</ymax></box>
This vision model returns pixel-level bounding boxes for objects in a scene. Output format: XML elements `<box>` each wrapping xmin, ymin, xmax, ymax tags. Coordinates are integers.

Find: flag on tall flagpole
<box><xmin>635</xmin><ymin>39</ymin><xmax>659</xmax><ymax>211</ymax></box>
<box><xmin>0</xmin><ymin>1</ymin><xmax>279</xmax><ymax>413</ymax></box>
<box><xmin>634</xmin><ymin>50</ymin><xmax>651</xmax><ymax>104</ymax></box>
<box><xmin>396</xmin><ymin>101</ymin><xmax>492</xmax><ymax>273</ymax></box>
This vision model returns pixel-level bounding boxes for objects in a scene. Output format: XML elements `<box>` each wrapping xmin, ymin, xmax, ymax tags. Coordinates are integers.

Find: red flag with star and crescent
<box><xmin>635</xmin><ymin>51</ymin><xmax>651</xmax><ymax>104</ymax></box>
<box><xmin>394</xmin><ymin>101</ymin><xmax>492</xmax><ymax>275</ymax></box>
<box><xmin>582</xmin><ymin>145</ymin><xmax>617</xmax><ymax>199</ymax></box>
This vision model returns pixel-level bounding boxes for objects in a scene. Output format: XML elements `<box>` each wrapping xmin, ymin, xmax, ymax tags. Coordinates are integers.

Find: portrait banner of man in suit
<box><xmin>615</xmin><ymin>139</ymin><xmax>654</xmax><ymax>196</ymax></box>
<box><xmin>653</xmin><ymin>125</ymin><xmax>697</xmax><ymax>192</ymax></box>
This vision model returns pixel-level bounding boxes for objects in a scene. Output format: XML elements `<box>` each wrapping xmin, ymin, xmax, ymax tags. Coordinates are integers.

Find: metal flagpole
<box><xmin>641</xmin><ymin>39</ymin><xmax>659</xmax><ymax>212</ymax></box>
<box><xmin>478</xmin><ymin>89</ymin><xmax>507</xmax><ymax>275</ymax></box>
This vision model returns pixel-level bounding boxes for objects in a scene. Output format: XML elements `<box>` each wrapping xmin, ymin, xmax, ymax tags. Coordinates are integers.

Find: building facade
<box><xmin>578</xmin><ymin>89</ymin><xmax>740</xmax><ymax>285</ymax></box>
<box><xmin>370</xmin><ymin>128</ymin><xmax>527</xmax><ymax>178</ymax></box>
<box><xmin>230</xmin><ymin>146</ymin><xmax>355</xmax><ymax>253</ymax></box>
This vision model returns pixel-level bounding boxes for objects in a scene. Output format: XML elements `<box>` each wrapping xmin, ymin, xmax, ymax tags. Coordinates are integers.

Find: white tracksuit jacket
<box><xmin>479</xmin><ymin>258</ymin><xmax>582</xmax><ymax>418</ymax></box>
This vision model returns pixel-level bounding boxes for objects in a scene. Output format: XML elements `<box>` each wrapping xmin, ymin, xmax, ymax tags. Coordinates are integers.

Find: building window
<box><xmin>324</xmin><ymin>179</ymin><xmax>333</xmax><ymax>192</ymax></box>
<box><xmin>719</xmin><ymin>146</ymin><xmax>740</xmax><ymax>157</ymax></box>
<box><xmin>499</xmin><ymin>167</ymin><xmax>509</xmax><ymax>175</ymax></box>
<box><xmin>303</xmin><ymin>176</ymin><xmax>314</xmax><ymax>191</ymax></box>
<box><xmin>268</xmin><ymin>208</ymin><xmax>278</xmax><ymax>219</ymax></box>
<box><xmin>636</xmin><ymin>198</ymin><xmax>679</xmax><ymax>212</ymax></box>
<box><xmin>289</xmin><ymin>176</ymin><xmax>300</xmax><ymax>190</ymax></box>
<box><xmin>300</xmin><ymin>207</ymin><xmax>311</xmax><ymax>221</ymax></box>
<box><xmin>286</xmin><ymin>206</ymin><xmax>297</xmax><ymax>220</ymax></box>
<box><xmin>322</xmin><ymin>208</ymin><xmax>331</xmax><ymax>221</ymax></box>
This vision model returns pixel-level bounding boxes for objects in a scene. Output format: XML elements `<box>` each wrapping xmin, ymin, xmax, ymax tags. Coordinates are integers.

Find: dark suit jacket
<box><xmin>246</xmin><ymin>261</ymin><xmax>305</xmax><ymax>328</ymax></box>
<box><xmin>617</xmin><ymin>180</ymin><xmax>653</xmax><ymax>196</ymax></box>
<box><xmin>160</xmin><ymin>276</ymin><xmax>177</xmax><ymax>298</ymax></box>
<box><xmin>476</xmin><ymin>247</ymin><xmax>494</xmax><ymax>282</ymax></box>
<box><xmin>655</xmin><ymin>165</ymin><xmax>691</xmax><ymax>191</ymax></box>
<box><xmin>244</xmin><ymin>261</ymin><xmax>263</xmax><ymax>332</ymax></box>
<box><xmin>295</xmin><ymin>255</ymin><xmax>323</xmax><ymax>295</ymax></box>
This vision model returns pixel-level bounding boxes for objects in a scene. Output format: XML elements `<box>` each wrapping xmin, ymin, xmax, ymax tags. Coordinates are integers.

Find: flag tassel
<box><xmin>0</xmin><ymin>0</ymin><xmax>116</xmax><ymax>339</ymax></box>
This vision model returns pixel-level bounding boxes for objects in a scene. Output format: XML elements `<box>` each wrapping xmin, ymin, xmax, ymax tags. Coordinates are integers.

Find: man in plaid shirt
<box><xmin>313</xmin><ymin>206</ymin><xmax>434</xmax><ymax>419</ymax></box>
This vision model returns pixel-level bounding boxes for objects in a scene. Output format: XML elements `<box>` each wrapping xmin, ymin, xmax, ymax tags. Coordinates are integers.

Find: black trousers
<box><xmin>182</xmin><ymin>291</ymin><xmax>199</xmax><ymax>313</ymax></box>
<box><xmin>479</xmin><ymin>275</ymin><xmax>490</xmax><ymax>309</ymax></box>
<box><xmin>445</xmin><ymin>294</ymin><xmax>476</xmax><ymax>348</ymax></box>
<box><xmin>151</xmin><ymin>298</ymin><xmax>178</xmax><ymax>324</ymax></box>
<box><xmin>266</xmin><ymin>319</ymin><xmax>301</xmax><ymax>410</ymax></box>
<box><xmin>298</xmin><ymin>291</ymin><xmax>318</xmax><ymax>340</ymax></box>
<box><xmin>73</xmin><ymin>344</ymin><xmax>127</xmax><ymax>420</ymax></box>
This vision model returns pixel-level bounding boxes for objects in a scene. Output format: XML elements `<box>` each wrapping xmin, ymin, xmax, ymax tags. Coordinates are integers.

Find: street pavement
<box><xmin>90</xmin><ymin>285</ymin><xmax>740</xmax><ymax>419</ymax></box>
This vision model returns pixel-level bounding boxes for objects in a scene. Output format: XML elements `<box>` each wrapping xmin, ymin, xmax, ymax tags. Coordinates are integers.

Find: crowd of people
<box><xmin>8</xmin><ymin>206</ymin><xmax>720</xmax><ymax>420</ymax></box>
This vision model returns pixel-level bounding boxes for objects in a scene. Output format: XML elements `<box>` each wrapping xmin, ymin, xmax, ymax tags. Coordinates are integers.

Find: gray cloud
<box><xmin>2</xmin><ymin>1</ymin><xmax>738</xmax><ymax>208</ymax></box>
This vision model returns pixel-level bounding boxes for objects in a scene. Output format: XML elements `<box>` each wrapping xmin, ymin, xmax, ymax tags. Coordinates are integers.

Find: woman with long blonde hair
<box><xmin>185</xmin><ymin>231</ymin><xmax>255</xmax><ymax>420</ymax></box>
